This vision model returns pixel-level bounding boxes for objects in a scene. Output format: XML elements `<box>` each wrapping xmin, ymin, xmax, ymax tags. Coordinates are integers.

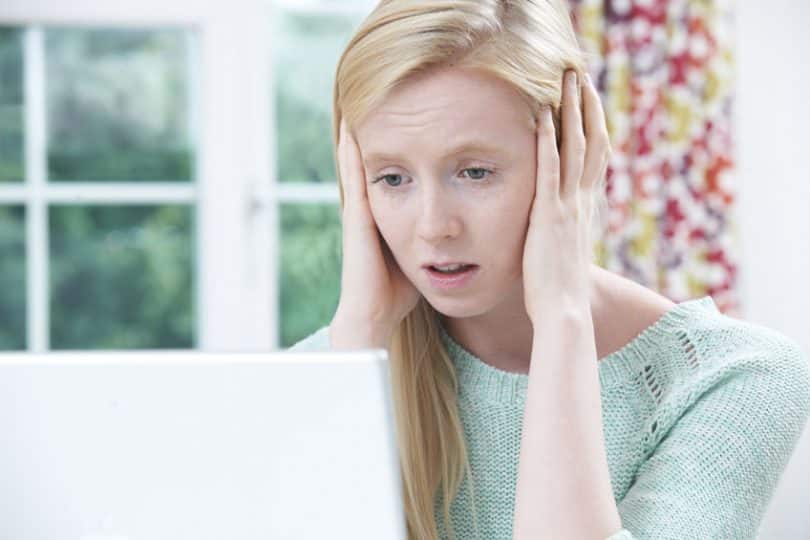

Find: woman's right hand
<box><xmin>329</xmin><ymin>119</ymin><xmax>422</xmax><ymax>351</ymax></box>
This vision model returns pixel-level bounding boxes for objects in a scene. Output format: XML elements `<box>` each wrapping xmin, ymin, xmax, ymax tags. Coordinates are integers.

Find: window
<box><xmin>0</xmin><ymin>1</ymin><xmax>375</xmax><ymax>352</ymax></box>
<box><xmin>0</xmin><ymin>25</ymin><xmax>196</xmax><ymax>351</ymax></box>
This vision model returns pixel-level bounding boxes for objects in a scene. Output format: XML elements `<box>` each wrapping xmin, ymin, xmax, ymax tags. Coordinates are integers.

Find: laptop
<box><xmin>0</xmin><ymin>349</ymin><xmax>407</xmax><ymax>540</ymax></box>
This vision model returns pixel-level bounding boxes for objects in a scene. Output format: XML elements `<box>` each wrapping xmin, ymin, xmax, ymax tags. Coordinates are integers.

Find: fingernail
<box><xmin>585</xmin><ymin>72</ymin><xmax>592</xmax><ymax>85</ymax></box>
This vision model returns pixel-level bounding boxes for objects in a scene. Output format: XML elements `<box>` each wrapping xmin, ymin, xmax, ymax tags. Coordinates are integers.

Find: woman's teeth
<box><xmin>433</xmin><ymin>264</ymin><xmax>472</xmax><ymax>273</ymax></box>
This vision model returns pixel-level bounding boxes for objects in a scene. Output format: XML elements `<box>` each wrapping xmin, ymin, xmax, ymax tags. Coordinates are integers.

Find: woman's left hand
<box><xmin>522</xmin><ymin>69</ymin><xmax>611</xmax><ymax>324</ymax></box>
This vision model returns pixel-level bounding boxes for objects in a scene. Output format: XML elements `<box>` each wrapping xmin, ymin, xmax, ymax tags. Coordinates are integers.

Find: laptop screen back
<box><xmin>0</xmin><ymin>350</ymin><xmax>406</xmax><ymax>540</ymax></box>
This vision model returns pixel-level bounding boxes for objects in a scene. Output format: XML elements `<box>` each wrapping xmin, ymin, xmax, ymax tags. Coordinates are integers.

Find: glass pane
<box><xmin>0</xmin><ymin>206</ymin><xmax>26</xmax><ymax>350</ymax></box>
<box><xmin>45</xmin><ymin>28</ymin><xmax>193</xmax><ymax>182</ymax></box>
<box><xmin>280</xmin><ymin>203</ymin><xmax>341</xmax><ymax>348</ymax></box>
<box><xmin>273</xmin><ymin>10</ymin><xmax>359</xmax><ymax>183</ymax></box>
<box><xmin>0</xmin><ymin>27</ymin><xmax>24</xmax><ymax>183</ymax></box>
<box><xmin>50</xmin><ymin>205</ymin><xmax>195</xmax><ymax>349</ymax></box>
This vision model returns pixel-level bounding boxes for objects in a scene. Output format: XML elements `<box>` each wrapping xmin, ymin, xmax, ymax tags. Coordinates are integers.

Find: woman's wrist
<box><xmin>329</xmin><ymin>313</ymin><xmax>394</xmax><ymax>351</ymax></box>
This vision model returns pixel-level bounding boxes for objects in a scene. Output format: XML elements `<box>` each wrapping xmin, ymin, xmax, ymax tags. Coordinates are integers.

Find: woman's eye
<box><xmin>461</xmin><ymin>168</ymin><xmax>492</xmax><ymax>180</ymax></box>
<box><xmin>374</xmin><ymin>174</ymin><xmax>405</xmax><ymax>187</ymax></box>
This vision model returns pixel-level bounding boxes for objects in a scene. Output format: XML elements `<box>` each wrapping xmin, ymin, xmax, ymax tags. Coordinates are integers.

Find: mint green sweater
<box><xmin>287</xmin><ymin>296</ymin><xmax>810</xmax><ymax>539</ymax></box>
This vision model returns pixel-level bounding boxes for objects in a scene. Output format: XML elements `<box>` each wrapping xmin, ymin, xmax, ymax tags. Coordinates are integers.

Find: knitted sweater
<box><xmin>286</xmin><ymin>296</ymin><xmax>810</xmax><ymax>539</ymax></box>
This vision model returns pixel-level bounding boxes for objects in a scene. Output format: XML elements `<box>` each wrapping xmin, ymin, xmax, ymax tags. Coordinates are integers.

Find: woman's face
<box><xmin>354</xmin><ymin>66</ymin><xmax>538</xmax><ymax>318</ymax></box>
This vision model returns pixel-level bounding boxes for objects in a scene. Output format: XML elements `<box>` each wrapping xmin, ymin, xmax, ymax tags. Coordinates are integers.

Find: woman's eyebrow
<box><xmin>363</xmin><ymin>140</ymin><xmax>507</xmax><ymax>165</ymax></box>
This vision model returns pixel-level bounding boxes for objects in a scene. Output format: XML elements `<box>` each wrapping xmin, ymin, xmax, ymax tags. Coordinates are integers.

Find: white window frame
<box><xmin>0</xmin><ymin>0</ymin><xmax>382</xmax><ymax>352</ymax></box>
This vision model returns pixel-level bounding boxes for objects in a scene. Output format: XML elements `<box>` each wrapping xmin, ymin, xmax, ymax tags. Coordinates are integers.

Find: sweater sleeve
<box><xmin>284</xmin><ymin>325</ymin><xmax>331</xmax><ymax>352</ymax></box>
<box><xmin>611</xmin><ymin>331</ymin><xmax>810</xmax><ymax>539</ymax></box>
<box><xmin>605</xmin><ymin>530</ymin><xmax>634</xmax><ymax>540</ymax></box>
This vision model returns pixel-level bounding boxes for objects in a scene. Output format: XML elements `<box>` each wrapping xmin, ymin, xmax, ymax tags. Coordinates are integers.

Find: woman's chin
<box><xmin>423</xmin><ymin>294</ymin><xmax>486</xmax><ymax>319</ymax></box>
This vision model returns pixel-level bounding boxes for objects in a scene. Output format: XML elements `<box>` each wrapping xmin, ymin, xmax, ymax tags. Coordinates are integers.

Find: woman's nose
<box><xmin>416</xmin><ymin>187</ymin><xmax>461</xmax><ymax>243</ymax></box>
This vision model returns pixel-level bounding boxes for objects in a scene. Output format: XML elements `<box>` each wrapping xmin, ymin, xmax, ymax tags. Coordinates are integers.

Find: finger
<box><xmin>536</xmin><ymin>104</ymin><xmax>560</xmax><ymax>204</ymax></box>
<box><xmin>338</xmin><ymin>119</ymin><xmax>358</xmax><ymax>206</ymax></box>
<box><xmin>559</xmin><ymin>69</ymin><xmax>585</xmax><ymax>203</ymax></box>
<box><xmin>339</xmin><ymin>119</ymin><xmax>371</xmax><ymax>211</ymax></box>
<box><xmin>337</xmin><ymin>119</ymin><xmax>352</xmax><ymax>202</ymax></box>
<box><xmin>581</xmin><ymin>72</ymin><xmax>611</xmax><ymax>193</ymax></box>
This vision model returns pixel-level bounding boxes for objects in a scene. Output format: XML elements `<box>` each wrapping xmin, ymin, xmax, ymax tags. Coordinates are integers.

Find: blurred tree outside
<box><xmin>46</xmin><ymin>28</ymin><xmax>193</xmax><ymax>182</ymax></box>
<box><xmin>0</xmin><ymin>206</ymin><xmax>26</xmax><ymax>350</ymax></box>
<box><xmin>49</xmin><ymin>205</ymin><xmax>194</xmax><ymax>349</ymax></box>
<box><xmin>274</xmin><ymin>10</ymin><xmax>357</xmax><ymax>184</ymax></box>
<box><xmin>0</xmin><ymin>27</ymin><xmax>24</xmax><ymax>183</ymax></box>
<box><xmin>0</xmin><ymin>27</ymin><xmax>26</xmax><ymax>347</ymax></box>
<box><xmin>280</xmin><ymin>204</ymin><xmax>342</xmax><ymax>348</ymax></box>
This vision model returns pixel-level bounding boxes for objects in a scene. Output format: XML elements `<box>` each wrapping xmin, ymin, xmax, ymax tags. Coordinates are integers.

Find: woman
<box><xmin>288</xmin><ymin>1</ymin><xmax>810</xmax><ymax>538</ymax></box>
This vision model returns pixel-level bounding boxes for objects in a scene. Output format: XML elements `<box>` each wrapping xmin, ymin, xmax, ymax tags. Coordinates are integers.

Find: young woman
<box><xmin>288</xmin><ymin>1</ymin><xmax>810</xmax><ymax>538</ymax></box>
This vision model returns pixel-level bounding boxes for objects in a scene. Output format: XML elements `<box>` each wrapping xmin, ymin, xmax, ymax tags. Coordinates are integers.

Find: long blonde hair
<box><xmin>331</xmin><ymin>1</ymin><xmax>601</xmax><ymax>538</ymax></box>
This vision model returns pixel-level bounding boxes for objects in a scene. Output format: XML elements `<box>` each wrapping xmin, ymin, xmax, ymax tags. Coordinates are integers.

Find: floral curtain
<box><xmin>571</xmin><ymin>0</ymin><xmax>740</xmax><ymax>316</ymax></box>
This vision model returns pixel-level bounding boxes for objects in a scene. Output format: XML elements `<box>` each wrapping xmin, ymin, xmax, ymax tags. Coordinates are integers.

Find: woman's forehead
<box><xmin>354</xmin><ymin>68</ymin><xmax>533</xmax><ymax>156</ymax></box>
<box><xmin>360</xmin><ymin>67</ymin><xmax>532</xmax><ymax>129</ymax></box>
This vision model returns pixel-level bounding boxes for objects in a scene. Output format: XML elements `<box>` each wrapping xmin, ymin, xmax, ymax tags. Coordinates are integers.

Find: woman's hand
<box><xmin>329</xmin><ymin>119</ymin><xmax>422</xmax><ymax>350</ymax></box>
<box><xmin>522</xmin><ymin>69</ymin><xmax>611</xmax><ymax>324</ymax></box>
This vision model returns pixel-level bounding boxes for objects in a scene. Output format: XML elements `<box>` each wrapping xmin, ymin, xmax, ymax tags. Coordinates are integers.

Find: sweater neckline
<box><xmin>437</xmin><ymin>295</ymin><xmax>719</xmax><ymax>405</ymax></box>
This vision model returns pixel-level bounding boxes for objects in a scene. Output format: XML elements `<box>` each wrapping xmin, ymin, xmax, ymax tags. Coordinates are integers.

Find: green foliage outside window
<box><xmin>49</xmin><ymin>205</ymin><xmax>194</xmax><ymax>349</ymax></box>
<box><xmin>45</xmin><ymin>28</ymin><xmax>193</xmax><ymax>182</ymax></box>
<box><xmin>0</xmin><ymin>27</ymin><xmax>24</xmax><ymax>183</ymax></box>
<box><xmin>0</xmin><ymin>207</ymin><xmax>26</xmax><ymax>350</ymax></box>
<box><xmin>280</xmin><ymin>204</ymin><xmax>342</xmax><ymax>348</ymax></box>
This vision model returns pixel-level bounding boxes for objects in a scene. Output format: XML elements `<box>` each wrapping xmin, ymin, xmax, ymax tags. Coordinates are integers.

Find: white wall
<box><xmin>736</xmin><ymin>1</ymin><xmax>810</xmax><ymax>537</ymax></box>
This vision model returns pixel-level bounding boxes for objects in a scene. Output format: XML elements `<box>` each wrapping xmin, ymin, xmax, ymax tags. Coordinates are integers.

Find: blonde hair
<box><xmin>331</xmin><ymin>1</ymin><xmax>603</xmax><ymax>538</ymax></box>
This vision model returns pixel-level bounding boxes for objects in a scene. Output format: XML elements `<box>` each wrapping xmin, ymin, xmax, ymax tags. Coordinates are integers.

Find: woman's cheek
<box><xmin>366</xmin><ymin>193</ymin><xmax>394</xmax><ymax>240</ymax></box>
<box><xmin>370</xmin><ymin>198</ymin><xmax>412</xmax><ymax>264</ymax></box>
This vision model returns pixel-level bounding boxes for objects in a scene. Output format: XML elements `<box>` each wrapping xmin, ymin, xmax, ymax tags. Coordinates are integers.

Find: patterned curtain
<box><xmin>570</xmin><ymin>0</ymin><xmax>740</xmax><ymax>316</ymax></box>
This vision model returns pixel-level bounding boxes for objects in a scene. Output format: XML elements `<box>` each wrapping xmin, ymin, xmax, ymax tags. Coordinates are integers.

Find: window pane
<box><xmin>0</xmin><ymin>206</ymin><xmax>26</xmax><ymax>350</ymax></box>
<box><xmin>49</xmin><ymin>205</ymin><xmax>195</xmax><ymax>349</ymax></box>
<box><xmin>46</xmin><ymin>28</ymin><xmax>193</xmax><ymax>182</ymax></box>
<box><xmin>273</xmin><ymin>10</ymin><xmax>359</xmax><ymax>183</ymax></box>
<box><xmin>280</xmin><ymin>203</ymin><xmax>341</xmax><ymax>348</ymax></box>
<box><xmin>0</xmin><ymin>27</ymin><xmax>24</xmax><ymax>183</ymax></box>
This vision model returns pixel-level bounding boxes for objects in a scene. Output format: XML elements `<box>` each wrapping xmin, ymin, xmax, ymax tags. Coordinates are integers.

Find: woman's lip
<box><xmin>422</xmin><ymin>263</ymin><xmax>477</xmax><ymax>268</ymax></box>
<box><xmin>424</xmin><ymin>265</ymin><xmax>479</xmax><ymax>290</ymax></box>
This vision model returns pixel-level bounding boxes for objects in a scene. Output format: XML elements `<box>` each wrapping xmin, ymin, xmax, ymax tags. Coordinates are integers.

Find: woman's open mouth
<box><xmin>424</xmin><ymin>264</ymin><xmax>479</xmax><ymax>290</ymax></box>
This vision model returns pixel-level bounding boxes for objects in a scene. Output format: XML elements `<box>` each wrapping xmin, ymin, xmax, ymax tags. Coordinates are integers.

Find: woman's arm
<box><xmin>513</xmin><ymin>70</ymin><xmax>624</xmax><ymax>538</ymax></box>
<box><xmin>512</xmin><ymin>303</ymin><xmax>623</xmax><ymax>539</ymax></box>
